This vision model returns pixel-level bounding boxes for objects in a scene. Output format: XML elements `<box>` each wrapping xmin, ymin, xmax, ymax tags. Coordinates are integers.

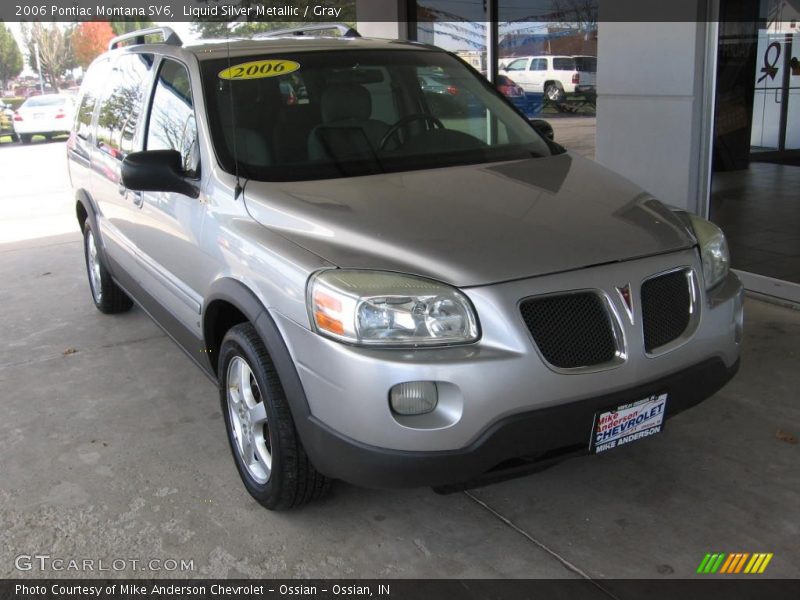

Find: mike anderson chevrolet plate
<box><xmin>591</xmin><ymin>394</ymin><xmax>668</xmax><ymax>454</ymax></box>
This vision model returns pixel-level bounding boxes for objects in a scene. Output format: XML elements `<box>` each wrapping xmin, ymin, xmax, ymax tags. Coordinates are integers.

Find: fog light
<box><xmin>390</xmin><ymin>382</ymin><xmax>438</xmax><ymax>416</ymax></box>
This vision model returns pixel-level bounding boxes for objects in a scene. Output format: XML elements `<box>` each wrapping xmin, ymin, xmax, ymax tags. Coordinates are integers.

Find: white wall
<box><xmin>356</xmin><ymin>0</ymin><xmax>408</xmax><ymax>40</ymax></box>
<box><xmin>595</xmin><ymin>21</ymin><xmax>714</xmax><ymax>213</ymax></box>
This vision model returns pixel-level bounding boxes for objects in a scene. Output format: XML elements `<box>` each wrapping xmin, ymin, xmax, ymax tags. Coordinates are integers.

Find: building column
<box><xmin>595</xmin><ymin>20</ymin><xmax>716</xmax><ymax>213</ymax></box>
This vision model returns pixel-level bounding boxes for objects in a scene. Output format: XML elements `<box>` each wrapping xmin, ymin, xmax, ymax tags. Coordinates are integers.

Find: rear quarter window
<box><xmin>552</xmin><ymin>58</ymin><xmax>576</xmax><ymax>71</ymax></box>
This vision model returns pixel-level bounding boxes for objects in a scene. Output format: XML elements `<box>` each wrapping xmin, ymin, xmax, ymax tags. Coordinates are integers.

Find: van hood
<box><xmin>242</xmin><ymin>153</ymin><xmax>695</xmax><ymax>287</ymax></box>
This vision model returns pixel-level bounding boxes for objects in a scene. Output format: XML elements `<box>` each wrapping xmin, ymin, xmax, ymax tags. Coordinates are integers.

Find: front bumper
<box><xmin>299</xmin><ymin>357</ymin><xmax>739</xmax><ymax>488</ymax></box>
<box><xmin>274</xmin><ymin>249</ymin><xmax>742</xmax><ymax>487</ymax></box>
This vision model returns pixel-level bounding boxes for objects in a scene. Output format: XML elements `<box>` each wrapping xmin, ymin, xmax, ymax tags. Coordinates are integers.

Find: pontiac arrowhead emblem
<box><xmin>616</xmin><ymin>284</ymin><xmax>634</xmax><ymax>324</ymax></box>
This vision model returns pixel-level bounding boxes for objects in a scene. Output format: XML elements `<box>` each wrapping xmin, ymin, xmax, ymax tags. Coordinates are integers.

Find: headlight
<box><xmin>687</xmin><ymin>214</ymin><xmax>730</xmax><ymax>290</ymax></box>
<box><xmin>308</xmin><ymin>270</ymin><xmax>479</xmax><ymax>346</ymax></box>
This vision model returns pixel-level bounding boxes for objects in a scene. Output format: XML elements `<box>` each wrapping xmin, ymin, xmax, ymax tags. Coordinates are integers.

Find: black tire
<box><xmin>545</xmin><ymin>83</ymin><xmax>565</xmax><ymax>104</ymax></box>
<box><xmin>219</xmin><ymin>322</ymin><xmax>332</xmax><ymax>510</ymax></box>
<box><xmin>82</xmin><ymin>220</ymin><xmax>133</xmax><ymax>314</ymax></box>
<box><xmin>11</xmin><ymin>133</ymin><xmax>19</xmax><ymax>143</ymax></box>
<box><xmin>20</xmin><ymin>134</ymin><xmax>32</xmax><ymax>144</ymax></box>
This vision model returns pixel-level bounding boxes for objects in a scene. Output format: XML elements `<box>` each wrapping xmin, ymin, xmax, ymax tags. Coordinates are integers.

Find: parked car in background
<box><xmin>500</xmin><ymin>55</ymin><xmax>597</xmax><ymax>103</ymax></box>
<box><xmin>572</xmin><ymin>55</ymin><xmax>598</xmax><ymax>99</ymax></box>
<box><xmin>0</xmin><ymin>100</ymin><xmax>18</xmax><ymax>142</ymax></box>
<box><xmin>495</xmin><ymin>74</ymin><xmax>528</xmax><ymax>113</ymax></box>
<box><xmin>418</xmin><ymin>73</ymin><xmax>459</xmax><ymax>97</ymax></box>
<box><xmin>418</xmin><ymin>71</ymin><xmax>468</xmax><ymax>116</ymax></box>
<box><xmin>13</xmin><ymin>94</ymin><xmax>75</xmax><ymax>143</ymax></box>
<box><xmin>496</xmin><ymin>74</ymin><xmax>524</xmax><ymax>99</ymax></box>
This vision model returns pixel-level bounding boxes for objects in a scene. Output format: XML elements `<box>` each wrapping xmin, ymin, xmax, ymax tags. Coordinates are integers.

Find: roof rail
<box><xmin>256</xmin><ymin>23</ymin><xmax>361</xmax><ymax>39</ymax></box>
<box><xmin>108</xmin><ymin>27</ymin><xmax>182</xmax><ymax>51</ymax></box>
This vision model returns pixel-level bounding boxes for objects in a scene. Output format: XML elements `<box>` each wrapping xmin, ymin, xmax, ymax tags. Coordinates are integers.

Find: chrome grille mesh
<box><xmin>641</xmin><ymin>270</ymin><xmax>692</xmax><ymax>352</ymax></box>
<box><xmin>520</xmin><ymin>292</ymin><xmax>617</xmax><ymax>369</ymax></box>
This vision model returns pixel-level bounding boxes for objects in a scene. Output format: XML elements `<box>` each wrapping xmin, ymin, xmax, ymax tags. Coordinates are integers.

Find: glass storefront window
<box><xmin>414</xmin><ymin>1</ymin><xmax>487</xmax><ymax>74</ymax></box>
<box><xmin>412</xmin><ymin>1</ymin><xmax>599</xmax><ymax>159</ymax></box>
<box><xmin>497</xmin><ymin>1</ymin><xmax>597</xmax><ymax>157</ymax></box>
<box><xmin>711</xmin><ymin>0</ymin><xmax>800</xmax><ymax>287</ymax></box>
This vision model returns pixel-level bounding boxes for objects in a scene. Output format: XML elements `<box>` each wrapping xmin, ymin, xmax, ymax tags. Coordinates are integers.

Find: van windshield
<box><xmin>201</xmin><ymin>49</ymin><xmax>558</xmax><ymax>182</ymax></box>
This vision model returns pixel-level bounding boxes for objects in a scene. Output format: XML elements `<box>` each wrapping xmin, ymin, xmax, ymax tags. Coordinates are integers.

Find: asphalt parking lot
<box><xmin>0</xmin><ymin>139</ymin><xmax>798</xmax><ymax>581</ymax></box>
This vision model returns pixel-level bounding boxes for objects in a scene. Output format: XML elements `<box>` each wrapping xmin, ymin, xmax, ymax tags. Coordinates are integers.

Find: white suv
<box><xmin>500</xmin><ymin>55</ymin><xmax>597</xmax><ymax>103</ymax></box>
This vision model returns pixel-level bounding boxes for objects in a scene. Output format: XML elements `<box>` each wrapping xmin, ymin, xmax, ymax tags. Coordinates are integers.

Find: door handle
<box><xmin>117</xmin><ymin>184</ymin><xmax>144</xmax><ymax>207</ymax></box>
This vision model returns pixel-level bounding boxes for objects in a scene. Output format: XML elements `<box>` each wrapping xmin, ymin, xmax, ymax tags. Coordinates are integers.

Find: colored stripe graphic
<box><xmin>710</xmin><ymin>553</ymin><xmax>726</xmax><ymax>573</ymax></box>
<box><xmin>701</xmin><ymin>552</ymin><xmax>774</xmax><ymax>575</ymax></box>
<box><xmin>719</xmin><ymin>554</ymin><xmax>736</xmax><ymax>574</ymax></box>
<box><xmin>744</xmin><ymin>554</ymin><xmax>761</xmax><ymax>574</ymax></box>
<box><xmin>722</xmin><ymin>552</ymin><xmax>742</xmax><ymax>573</ymax></box>
<box><xmin>758</xmin><ymin>553</ymin><xmax>773</xmax><ymax>573</ymax></box>
<box><xmin>697</xmin><ymin>554</ymin><xmax>712</xmax><ymax>574</ymax></box>
<box><xmin>734</xmin><ymin>553</ymin><xmax>749</xmax><ymax>573</ymax></box>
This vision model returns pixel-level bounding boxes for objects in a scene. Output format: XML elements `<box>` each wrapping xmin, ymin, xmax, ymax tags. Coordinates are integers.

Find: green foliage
<box><xmin>0</xmin><ymin>21</ymin><xmax>24</xmax><ymax>91</ymax></box>
<box><xmin>0</xmin><ymin>96</ymin><xmax>25</xmax><ymax>110</ymax></box>
<box><xmin>20</xmin><ymin>22</ymin><xmax>76</xmax><ymax>92</ymax></box>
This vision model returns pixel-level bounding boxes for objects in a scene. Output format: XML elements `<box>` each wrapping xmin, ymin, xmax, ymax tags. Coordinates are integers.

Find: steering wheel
<box><xmin>379</xmin><ymin>113</ymin><xmax>444</xmax><ymax>150</ymax></box>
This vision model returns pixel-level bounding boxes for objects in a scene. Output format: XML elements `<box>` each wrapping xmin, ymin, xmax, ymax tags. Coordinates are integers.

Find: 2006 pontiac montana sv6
<box><xmin>68</xmin><ymin>26</ymin><xmax>742</xmax><ymax>510</ymax></box>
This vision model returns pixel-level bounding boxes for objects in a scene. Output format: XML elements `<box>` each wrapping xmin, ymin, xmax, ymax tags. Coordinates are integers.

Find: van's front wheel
<box><xmin>219</xmin><ymin>323</ymin><xmax>331</xmax><ymax>510</ymax></box>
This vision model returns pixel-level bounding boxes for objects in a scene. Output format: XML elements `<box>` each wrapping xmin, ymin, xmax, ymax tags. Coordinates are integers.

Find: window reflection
<box><xmin>95</xmin><ymin>54</ymin><xmax>153</xmax><ymax>160</ymax></box>
<box><xmin>147</xmin><ymin>59</ymin><xmax>200</xmax><ymax>178</ymax></box>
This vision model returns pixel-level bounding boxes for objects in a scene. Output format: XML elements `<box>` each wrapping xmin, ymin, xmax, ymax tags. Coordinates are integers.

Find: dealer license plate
<box><xmin>591</xmin><ymin>393</ymin><xmax>667</xmax><ymax>454</ymax></box>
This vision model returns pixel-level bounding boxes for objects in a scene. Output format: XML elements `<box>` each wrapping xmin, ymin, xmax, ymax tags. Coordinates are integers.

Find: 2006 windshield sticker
<box><xmin>218</xmin><ymin>59</ymin><xmax>300</xmax><ymax>81</ymax></box>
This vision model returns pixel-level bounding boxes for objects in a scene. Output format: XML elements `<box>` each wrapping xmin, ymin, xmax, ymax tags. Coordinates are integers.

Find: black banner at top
<box><xmin>3</xmin><ymin>0</ymin><xmax>800</xmax><ymax>23</ymax></box>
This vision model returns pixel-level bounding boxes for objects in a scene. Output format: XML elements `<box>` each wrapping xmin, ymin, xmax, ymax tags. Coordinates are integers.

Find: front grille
<box><xmin>641</xmin><ymin>269</ymin><xmax>693</xmax><ymax>353</ymax></box>
<box><xmin>520</xmin><ymin>292</ymin><xmax>617</xmax><ymax>369</ymax></box>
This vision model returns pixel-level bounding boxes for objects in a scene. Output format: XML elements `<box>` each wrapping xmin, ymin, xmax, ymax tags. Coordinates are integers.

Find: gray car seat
<box><xmin>308</xmin><ymin>83</ymin><xmax>389</xmax><ymax>161</ymax></box>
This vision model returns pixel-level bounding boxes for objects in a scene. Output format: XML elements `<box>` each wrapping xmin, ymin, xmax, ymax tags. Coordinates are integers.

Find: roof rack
<box><xmin>108</xmin><ymin>27</ymin><xmax>182</xmax><ymax>51</ymax></box>
<box><xmin>255</xmin><ymin>23</ymin><xmax>361</xmax><ymax>39</ymax></box>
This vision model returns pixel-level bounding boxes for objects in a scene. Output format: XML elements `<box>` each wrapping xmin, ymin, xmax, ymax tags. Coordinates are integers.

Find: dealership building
<box><xmin>357</xmin><ymin>0</ymin><xmax>800</xmax><ymax>303</ymax></box>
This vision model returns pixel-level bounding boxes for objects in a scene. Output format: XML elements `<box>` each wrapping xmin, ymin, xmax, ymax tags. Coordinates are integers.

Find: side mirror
<box><xmin>530</xmin><ymin>119</ymin><xmax>554</xmax><ymax>141</ymax></box>
<box><xmin>121</xmin><ymin>150</ymin><xmax>199</xmax><ymax>198</ymax></box>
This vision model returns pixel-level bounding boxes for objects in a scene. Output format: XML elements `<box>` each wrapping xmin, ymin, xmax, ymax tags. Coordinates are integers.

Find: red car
<box><xmin>496</xmin><ymin>74</ymin><xmax>524</xmax><ymax>99</ymax></box>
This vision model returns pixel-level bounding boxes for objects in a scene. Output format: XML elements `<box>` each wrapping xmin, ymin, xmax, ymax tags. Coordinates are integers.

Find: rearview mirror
<box><xmin>121</xmin><ymin>150</ymin><xmax>199</xmax><ymax>198</ymax></box>
<box><xmin>530</xmin><ymin>119</ymin><xmax>555</xmax><ymax>141</ymax></box>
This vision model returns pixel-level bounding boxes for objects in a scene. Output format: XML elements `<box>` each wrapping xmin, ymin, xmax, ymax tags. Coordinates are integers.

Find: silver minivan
<box><xmin>68</xmin><ymin>27</ymin><xmax>742</xmax><ymax>510</ymax></box>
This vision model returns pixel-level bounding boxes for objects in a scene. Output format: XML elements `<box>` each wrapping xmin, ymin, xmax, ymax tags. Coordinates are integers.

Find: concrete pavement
<box><xmin>0</xmin><ymin>139</ymin><xmax>797</xmax><ymax>581</ymax></box>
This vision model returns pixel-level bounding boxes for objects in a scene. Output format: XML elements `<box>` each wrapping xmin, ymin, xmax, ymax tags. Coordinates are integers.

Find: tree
<box><xmin>549</xmin><ymin>0</ymin><xmax>598</xmax><ymax>35</ymax></box>
<box><xmin>0</xmin><ymin>21</ymin><xmax>23</xmax><ymax>92</ymax></box>
<box><xmin>72</xmin><ymin>22</ymin><xmax>115</xmax><ymax>69</ymax></box>
<box><xmin>21</xmin><ymin>22</ymin><xmax>74</xmax><ymax>92</ymax></box>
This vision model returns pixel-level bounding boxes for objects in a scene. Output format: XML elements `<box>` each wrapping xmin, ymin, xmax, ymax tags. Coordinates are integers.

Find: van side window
<box><xmin>553</xmin><ymin>57</ymin><xmax>576</xmax><ymax>71</ymax></box>
<box><xmin>530</xmin><ymin>58</ymin><xmax>547</xmax><ymax>71</ymax></box>
<box><xmin>146</xmin><ymin>59</ymin><xmax>199</xmax><ymax>178</ymax></box>
<box><xmin>505</xmin><ymin>58</ymin><xmax>528</xmax><ymax>71</ymax></box>
<box><xmin>95</xmin><ymin>53</ymin><xmax>153</xmax><ymax>160</ymax></box>
<box><xmin>75</xmin><ymin>58</ymin><xmax>110</xmax><ymax>141</ymax></box>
